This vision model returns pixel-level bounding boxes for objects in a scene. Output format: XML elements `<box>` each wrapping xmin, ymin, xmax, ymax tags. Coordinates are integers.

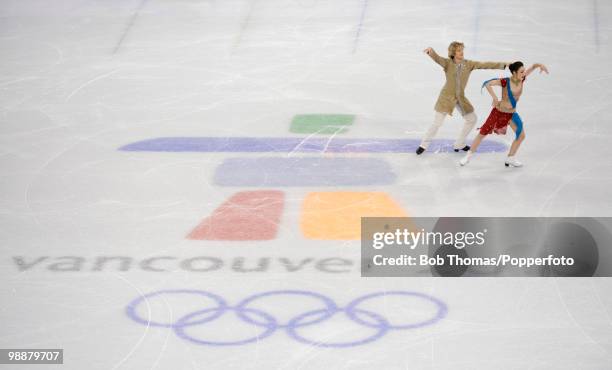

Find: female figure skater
<box><xmin>459</xmin><ymin>61</ymin><xmax>549</xmax><ymax>167</ymax></box>
<box><xmin>417</xmin><ymin>42</ymin><xmax>509</xmax><ymax>155</ymax></box>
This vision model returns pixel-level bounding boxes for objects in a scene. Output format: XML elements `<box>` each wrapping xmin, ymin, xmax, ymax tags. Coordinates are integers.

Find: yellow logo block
<box><xmin>301</xmin><ymin>192</ymin><xmax>408</xmax><ymax>240</ymax></box>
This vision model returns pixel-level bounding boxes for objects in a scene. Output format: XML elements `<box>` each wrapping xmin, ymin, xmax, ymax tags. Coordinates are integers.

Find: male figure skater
<box><xmin>417</xmin><ymin>42</ymin><xmax>509</xmax><ymax>155</ymax></box>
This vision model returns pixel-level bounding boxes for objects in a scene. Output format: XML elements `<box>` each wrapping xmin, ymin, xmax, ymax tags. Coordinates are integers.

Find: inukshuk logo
<box><xmin>126</xmin><ymin>290</ymin><xmax>448</xmax><ymax>347</ymax></box>
<box><xmin>119</xmin><ymin>114</ymin><xmax>507</xmax><ymax>241</ymax></box>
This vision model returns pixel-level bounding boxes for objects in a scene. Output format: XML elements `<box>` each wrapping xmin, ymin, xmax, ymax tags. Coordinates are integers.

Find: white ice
<box><xmin>1</xmin><ymin>0</ymin><xmax>612</xmax><ymax>369</ymax></box>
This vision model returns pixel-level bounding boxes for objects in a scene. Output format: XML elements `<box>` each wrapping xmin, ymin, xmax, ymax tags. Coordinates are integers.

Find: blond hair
<box><xmin>448</xmin><ymin>41</ymin><xmax>464</xmax><ymax>59</ymax></box>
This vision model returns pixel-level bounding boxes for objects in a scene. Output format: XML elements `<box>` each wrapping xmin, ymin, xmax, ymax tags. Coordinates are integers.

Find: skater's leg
<box><xmin>469</xmin><ymin>133</ymin><xmax>486</xmax><ymax>153</ymax></box>
<box><xmin>453</xmin><ymin>112</ymin><xmax>477</xmax><ymax>150</ymax></box>
<box><xmin>508</xmin><ymin>120</ymin><xmax>526</xmax><ymax>157</ymax></box>
<box><xmin>506</xmin><ymin>120</ymin><xmax>526</xmax><ymax>167</ymax></box>
<box><xmin>459</xmin><ymin>133</ymin><xmax>486</xmax><ymax>166</ymax></box>
<box><xmin>418</xmin><ymin>111</ymin><xmax>446</xmax><ymax>152</ymax></box>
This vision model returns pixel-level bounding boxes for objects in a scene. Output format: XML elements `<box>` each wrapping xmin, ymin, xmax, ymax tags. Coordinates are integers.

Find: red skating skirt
<box><xmin>479</xmin><ymin>108</ymin><xmax>514</xmax><ymax>136</ymax></box>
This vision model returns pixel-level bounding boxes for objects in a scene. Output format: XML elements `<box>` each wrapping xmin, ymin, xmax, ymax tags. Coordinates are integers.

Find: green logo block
<box><xmin>290</xmin><ymin>114</ymin><xmax>355</xmax><ymax>134</ymax></box>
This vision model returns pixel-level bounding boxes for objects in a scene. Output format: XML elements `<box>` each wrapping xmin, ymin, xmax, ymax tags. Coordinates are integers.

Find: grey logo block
<box><xmin>361</xmin><ymin>217</ymin><xmax>612</xmax><ymax>277</ymax></box>
<box><xmin>214</xmin><ymin>157</ymin><xmax>396</xmax><ymax>187</ymax></box>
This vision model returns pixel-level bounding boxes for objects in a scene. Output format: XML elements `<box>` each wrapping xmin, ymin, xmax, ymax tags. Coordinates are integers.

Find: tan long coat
<box><xmin>428</xmin><ymin>49</ymin><xmax>506</xmax><ymax>116</ymax></box>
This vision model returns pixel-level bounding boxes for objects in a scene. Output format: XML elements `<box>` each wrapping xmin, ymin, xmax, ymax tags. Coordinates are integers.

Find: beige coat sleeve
<box><xmin>469</xmin><ymin>60</ymin><xmax>506</xmax><ymax>70</ymax></box>
<box><xmin>428</xmin><ymin>49</ymin><xmax>449</xmax><ymax>69</ymax></box>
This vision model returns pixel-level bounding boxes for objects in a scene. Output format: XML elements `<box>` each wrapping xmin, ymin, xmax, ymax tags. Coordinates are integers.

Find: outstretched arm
<box><xmin>485</xmin><ymin>79</ymin><xmax>502</xmax><ymax>107</ymax></box>
<box><xmin>525</xmin><ymin>63</ymin><xmax>549</xmax><ymax>77</ymax></box>
<box><xmin>471</xmin><ymin>60</ymin><xmax>508</xmax><ymax>70</ymax></box>
<box><xmin>424</xmin><ymin>47</ymin><xmax>448</xmax><ymax>68</ymax></box>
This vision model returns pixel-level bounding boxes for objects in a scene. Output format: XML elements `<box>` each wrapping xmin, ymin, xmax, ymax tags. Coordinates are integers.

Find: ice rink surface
<box><xmin>2</xmin><ymin>0</ymin><xmax>612</xmax><ymax>369</ymax></box>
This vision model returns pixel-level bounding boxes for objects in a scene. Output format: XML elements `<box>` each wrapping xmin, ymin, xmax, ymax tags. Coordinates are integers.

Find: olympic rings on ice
<box><xmin>126</xmin><ymin>289</ymin><xmax>447</xmax><ymax>348</ymax></box>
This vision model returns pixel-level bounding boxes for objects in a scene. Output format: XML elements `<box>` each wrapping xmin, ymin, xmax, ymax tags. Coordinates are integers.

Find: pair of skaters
<box><xmin>417</xmin><ymin>41</ymin><xmax>549</xmax><ymax>167</ymax></box>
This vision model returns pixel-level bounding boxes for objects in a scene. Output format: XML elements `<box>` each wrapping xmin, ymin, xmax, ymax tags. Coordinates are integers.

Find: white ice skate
<box><xmin>459</xmin><ymin>151</ymin><xmax>473</xmax><ymax>166</ymax></box>
<box><xmin>505</xmin><ymin>156</ymin><xmax>523</xmax><ymax>167</ymax></box>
